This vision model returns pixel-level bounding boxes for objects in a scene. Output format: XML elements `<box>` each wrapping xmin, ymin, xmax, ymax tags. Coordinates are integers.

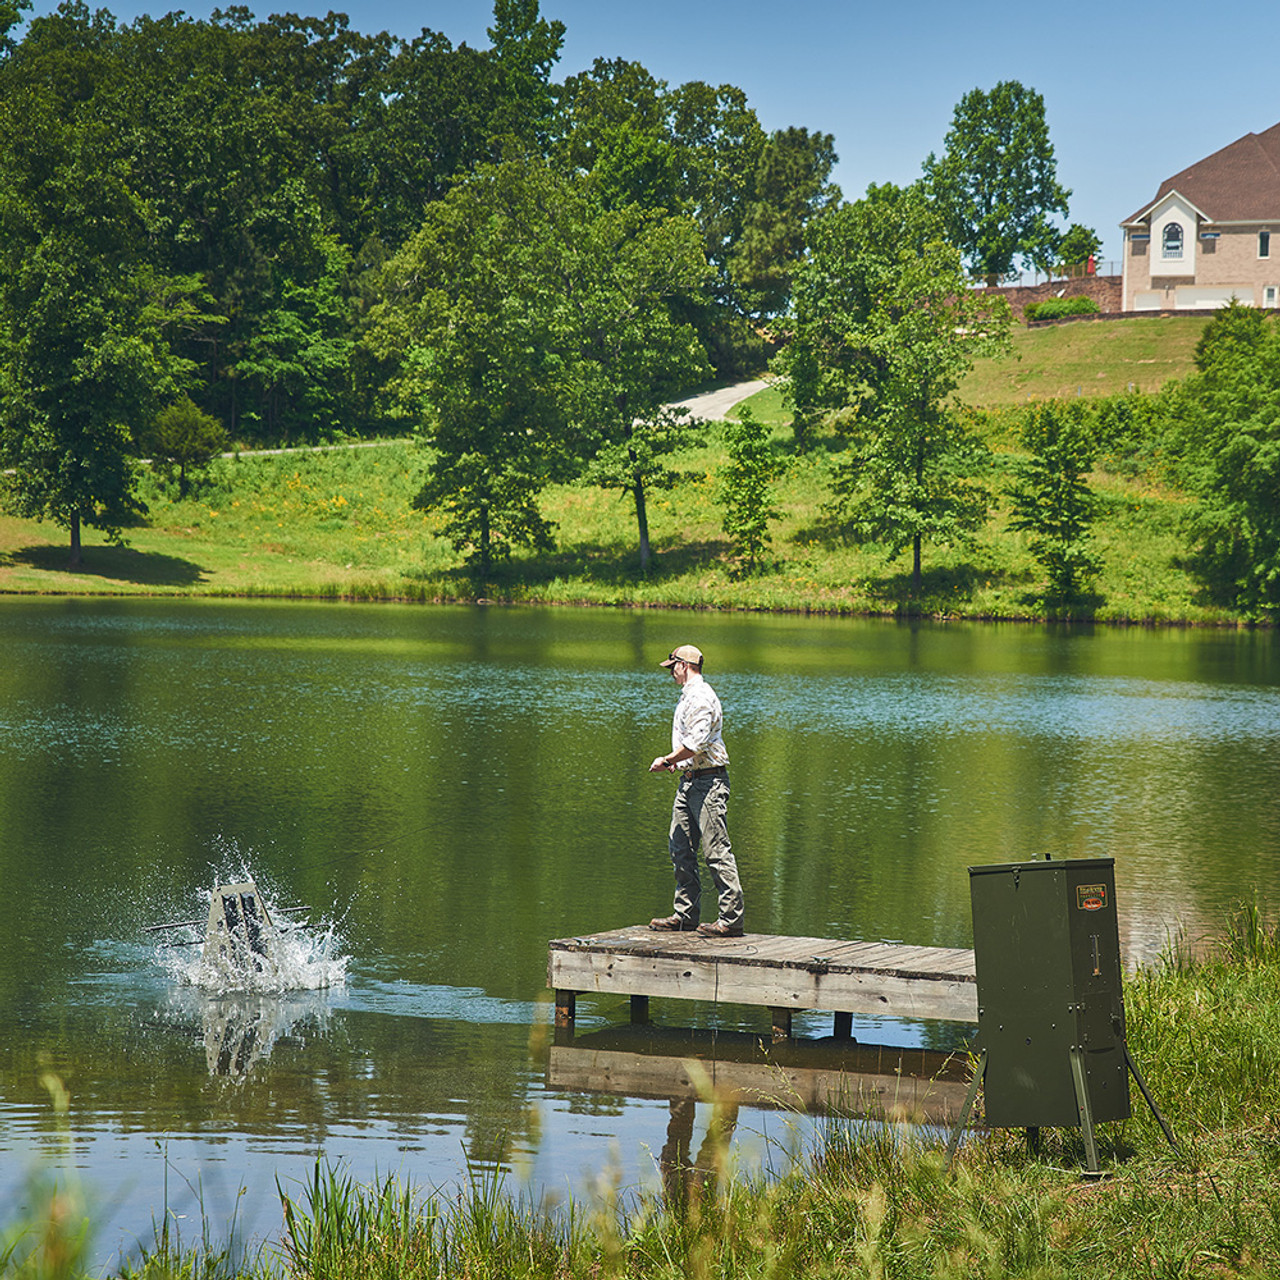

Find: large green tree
<box><xmin>778</xmin><ymin>183</ymin><xmax>1010</xmax><ymax>591</ymax></box>
<box><xmin>0</xmin><ymin>21</ymin><xmax>206</xmax><ymax>564</ymax></box>
<box><xmin>922</xmin><ymin>80</ymin><xmax>1070</xmax><ymax>285</ymax></box>
<box><xmin>552</xmin><ymin>61</ymin><xmax>833</xmax><ymax>375</ymax></box>
<box><xmin>378</xmin><ymin>158</ymin><xmax>710</xmax><ymax>575</ymax></box>
<box><xmin>570</xmin><ymin>201</ymin><xmax>711</xmax><ymax>573</ymax></box>
<box><xmin>375</xmin><ymin>160</ymin><xmax>582</xmax><ymax>576</ymax></box>
<box><xmin>732</xmin><ymin>126</ymin><xmax>840</xmax><ymax>322</ymax></box>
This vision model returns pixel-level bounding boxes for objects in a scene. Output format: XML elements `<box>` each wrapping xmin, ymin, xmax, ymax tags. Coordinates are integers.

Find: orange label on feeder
<box><xmin>1077</xmin><ymin>884</ymin><xmax>1107</xmax><ymax>911</ymax></box>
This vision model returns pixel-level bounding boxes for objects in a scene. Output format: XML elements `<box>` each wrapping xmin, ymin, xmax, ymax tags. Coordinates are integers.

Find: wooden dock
<box><xmin>548</xmin><ymin>926</ymin><xmax>978</xmax><ymax>1038</ymax></box>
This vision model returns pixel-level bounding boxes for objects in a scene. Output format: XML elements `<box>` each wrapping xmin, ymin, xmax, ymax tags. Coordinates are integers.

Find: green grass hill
<box><xmin>0</xmin><ymin>316</ymin><xmax>1228</xmax><ymax>622</ymax></box>
<box><xmin>958</xmin><ymin>314</ymin><xmax>1208</xmax><ymax>405</ymax></box>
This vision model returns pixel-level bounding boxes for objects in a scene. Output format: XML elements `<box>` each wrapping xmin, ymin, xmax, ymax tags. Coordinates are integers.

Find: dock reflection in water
<box><xmin>548</xmin><ymin>1024</ymin><xmax>973</xmax><ymax>1206</ymax></box>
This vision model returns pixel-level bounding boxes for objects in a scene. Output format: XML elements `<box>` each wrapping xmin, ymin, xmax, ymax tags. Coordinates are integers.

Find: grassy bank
<box><xmin>11</xmin><ymin>906</ymin><xmax>1280</xmax><ymax>1278</ymax></box>
<box><xmin>0</xmin><ymin>418</ymin><xmax>1217</xmax><ymax>623</ymax></box>
<box><xmin>0</xmin><ymin>316</ymin><xmax>1231</xmax><ymax>622</ymax></box>
<box><xmin>958</xmin><ymin>314</ymin><xmax>1209</xmax><ymax>406</ymax></box>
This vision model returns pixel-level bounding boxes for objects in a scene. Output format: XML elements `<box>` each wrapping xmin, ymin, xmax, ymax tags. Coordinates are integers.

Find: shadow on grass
<box><xmin>428</xmin><ymin>535</ymin><xmax>732</xmax><ymax>594</ymax></box>
<box><xmin>1013</xmin><ymin>588</ymin><xmax>1105</xmax><ymax>618</ymax></box>
<box><xmin>3</xmin><ymin>542</ymin><xmax>208</xmax><ymax>587</ymax></box>
<box><xmin>860</xmin><ymin>561</ymin><xmax>1041</xmax><ymax>613</ymax></box>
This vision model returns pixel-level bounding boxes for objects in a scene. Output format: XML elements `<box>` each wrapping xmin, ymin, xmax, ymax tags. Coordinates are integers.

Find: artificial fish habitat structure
<box><xmin>203</xmin><ymin>881</ymin><xmax>278</xmax><ymax>981</ymax></box>
<box><xmin>147</xmin><ymin>878</ymin><xmax>346</xmax><ymax>993</ymax></box>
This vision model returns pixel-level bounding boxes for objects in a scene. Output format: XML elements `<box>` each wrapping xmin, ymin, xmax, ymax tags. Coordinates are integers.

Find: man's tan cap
<box><xmin>659</xmin><ymin>644</ymin><xmax>704</xmax><ymax>668</ymax></box>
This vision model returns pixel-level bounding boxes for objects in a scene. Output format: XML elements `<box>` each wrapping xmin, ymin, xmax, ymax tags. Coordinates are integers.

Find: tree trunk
<box><xmin>478</xmin><ymin>502</ymin><xmax>491</xmax><ymax>580</ymax></box>
<box><xmin>793</xmin><ymin>409</ymin><xmax>809</xmax><ymax>454</ymax></box>
<box><xmin>68</xmin><ymin>511</ymin><xmax>82</xmax><ymax>570</ymax></box>
<box><xmin>912</xmin><ymin>435</ymin><xmax>924</xmax><ymax>594</ymax></box>
<box><xmin>633</xmin><ymin>477</ymin><xmax>651</xmax><ymax>574</ymax></box>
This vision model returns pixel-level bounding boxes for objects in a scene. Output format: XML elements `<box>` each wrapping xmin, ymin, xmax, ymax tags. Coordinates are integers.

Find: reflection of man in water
<box><xmin>648</xmin><ymin>644</ymin><xmax>745</xmax><ymax>938</ymax></box>
<box><xmin>660</xmin><ymin>1096</ymin><xmax>740</xmax><ymax>1211</ymax></box>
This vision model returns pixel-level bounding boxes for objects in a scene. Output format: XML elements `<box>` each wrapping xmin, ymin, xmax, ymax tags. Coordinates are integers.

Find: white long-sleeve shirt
<box><xmin>671</xmin><ymin>672</ymin><xmax>729</xmax><ymax>770</ymax></box>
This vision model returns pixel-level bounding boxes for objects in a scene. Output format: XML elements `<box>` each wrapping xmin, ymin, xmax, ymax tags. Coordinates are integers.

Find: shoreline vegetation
<box><xmin>2</xmin><ymin>318</ymin><xmax>1253</xmax><ymax>627</ymax></box>
<box><xmin>10</xmin><ymin>904</ymin><xmax>1280</xmax><ymax>1278</ymax></box>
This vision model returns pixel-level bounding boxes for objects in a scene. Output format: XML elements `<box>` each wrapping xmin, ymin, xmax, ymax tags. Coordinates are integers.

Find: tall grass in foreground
<box><xmin>7</xmin><ymin>906</ymin><xmax>1280</xmax><ymax>1278</ymax></box>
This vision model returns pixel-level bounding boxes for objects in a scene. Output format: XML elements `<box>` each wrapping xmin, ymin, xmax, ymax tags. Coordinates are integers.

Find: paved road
<box><xmin>668</xmin><ymin>378</ymin><xmax>770</xmax><ymax>421</ymax></box>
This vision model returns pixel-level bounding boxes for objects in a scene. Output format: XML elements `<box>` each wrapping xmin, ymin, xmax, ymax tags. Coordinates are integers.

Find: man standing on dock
<box><xmin>648</xmin><ymin>644</ymin><xmax>745</xmax><ymax>938</ymax></box>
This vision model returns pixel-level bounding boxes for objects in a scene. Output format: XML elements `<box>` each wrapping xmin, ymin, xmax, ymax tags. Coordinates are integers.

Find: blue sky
<box><xmin>20</xmin><ymin>0</ymin><xmax>1280</xmax><ymax>264</ymax></box>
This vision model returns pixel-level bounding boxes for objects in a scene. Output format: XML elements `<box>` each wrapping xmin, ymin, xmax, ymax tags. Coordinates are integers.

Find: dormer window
<box><xmin>1261</xmin><ymin>230</ymin><xmax>1272</xmax><ymax>259</ymax></box>
<box><xmin>1162</xmin><ymin>222</ymin><xmax>1184</xmax><ymax>260</ymax></box>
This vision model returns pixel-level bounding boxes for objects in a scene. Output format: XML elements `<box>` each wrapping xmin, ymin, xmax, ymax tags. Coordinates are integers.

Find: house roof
<box><xmin>1122</xmin><ymin>123</ymin><xmax>1280</xmax><ymax>225</ymax></box>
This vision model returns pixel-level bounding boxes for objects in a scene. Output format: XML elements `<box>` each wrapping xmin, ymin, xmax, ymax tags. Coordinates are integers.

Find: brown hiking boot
<box><xmin>649</xmin><ymin>914</ymin><xmax>698</xmax><ymax>931</ymax></box>
<box><xmin>697</xmin><ymin>920</ymin><xmax>744</xmax><ymax>938</ymax></box>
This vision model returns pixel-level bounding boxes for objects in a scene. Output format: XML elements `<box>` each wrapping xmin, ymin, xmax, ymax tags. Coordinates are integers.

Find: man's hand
<box><xmin>649</xmin><ymin>756</ymin><xmax>675</xmax><ymax>773</ymax></box>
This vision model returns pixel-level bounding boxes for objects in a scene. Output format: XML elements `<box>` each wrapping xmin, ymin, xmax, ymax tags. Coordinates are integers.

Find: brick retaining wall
<box><xmin>976</xmin><ymin>275</ymin><xmax>1122</xmax><ymax>322</ymax></box>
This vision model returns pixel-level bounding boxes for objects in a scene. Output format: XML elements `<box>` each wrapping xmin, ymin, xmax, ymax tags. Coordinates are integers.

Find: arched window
<box><xmin>1162</xmin><ymin>222</ymin><xmax>1184</xmax><ymax>260</ymax></box>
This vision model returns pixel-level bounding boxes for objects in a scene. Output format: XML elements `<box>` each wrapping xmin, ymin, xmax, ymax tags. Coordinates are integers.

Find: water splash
<box><xmin>156</xmin><ymin>876</ymin><xmax>348</xmax><ymax>994</ymax></box>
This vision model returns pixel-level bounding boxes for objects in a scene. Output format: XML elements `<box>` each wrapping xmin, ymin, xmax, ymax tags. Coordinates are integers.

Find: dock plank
<box><xmin>549</xmin><ymin>926</ymin><xmax>978</xmax><ymax>1028</ymax></box>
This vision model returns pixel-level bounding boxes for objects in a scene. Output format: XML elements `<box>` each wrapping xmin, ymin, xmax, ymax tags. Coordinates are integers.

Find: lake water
<box><xmin>3</xmin><ymin>599</ymin><xmax>1279</xmax><ymax>1266</ymax></box>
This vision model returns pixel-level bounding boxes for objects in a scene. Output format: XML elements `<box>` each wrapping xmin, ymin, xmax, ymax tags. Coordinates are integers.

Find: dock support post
<box><xmin>833</xmin><ymin>1011</ymin><xmax>853</xmax><ymax>1039</ymax></box>
<box><xmin>770</xmin><ymin>1006</ymin><xmax>792</xmax><ymax>1040</ymax></box>
<box><xmin>630</xmin><ymin>994</ymin><xmax>650</xmax><ymax>1024</ymax></box>
<box><xmin>555</xmin><ymin>989</ymin><xmax>576</xmax><ymax>1029</ymax></box>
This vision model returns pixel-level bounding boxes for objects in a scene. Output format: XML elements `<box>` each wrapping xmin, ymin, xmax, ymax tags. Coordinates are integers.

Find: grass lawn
<box><xmin>0</xmin><ymin>418</ymin><xmax>1228</xmax><ymax>623</ymax></box>
<box><xmin>959</xmin><ymin>314</ymin><xmax>1209</xmax><ymax>405</ymax></box>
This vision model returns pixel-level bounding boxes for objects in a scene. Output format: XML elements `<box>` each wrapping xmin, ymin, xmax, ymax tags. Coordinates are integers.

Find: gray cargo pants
<box><xmin>668</xmin><ymin>771</ymin><xmax>744</xmax><ymax>929</ymax></box>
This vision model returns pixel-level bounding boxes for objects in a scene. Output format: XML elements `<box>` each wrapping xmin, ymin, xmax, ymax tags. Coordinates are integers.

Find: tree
<box><xmin>0</xmin><ymin>17</ymin><xmax>205</xmax><ymax>566</ymax></box>
<box><xmin>732</xmin><ymin>126</ymin><xmax>840</xmax><ymax>322</ymax></box>
<box><xmin>778</xmin><ymin>183</ymin><xmax>1011</xmax><ymax>591</ymax></box>
<box><xmin>376</xmin><ymin>160</ymin><xmax>581</xmax><ymax>577</ymax></box>
<box><xmin>1058</xmin><ymin>223</ymin><xmax>1102</xmax><ymax>272</ymax></box>
<box><xmin>554</xmin><ymin>63</ymin><xmax>812</xmax><ymax>378</ymax></box>
<box><xmin>143</xmin><ymin>398</ymin><xmax>229</xmax><ymax>498</ymax></box>
<box><xmin>1</xmin><ymin>0</ymin><xmax>29</xmax><ymax>58</ymax></box>
<box><xmin>552</xmin><ymin>57</ymin><xmax>680</xmax><ymax>212</ymax></box>
<box><xmin>922</xmin><ymin>81</ymin><xmax>1070</xmax><ymax>285</ymax></box>
<box><xmin>377</xmin><ymin>156</ymin><xmax>710</xmax><ymax>578</ymax></box>
<box><xmin>484</xmin><ymin>0</ymin><xmax>564</xmax><ymax>152</ymax></box>
<box><xmin>719</xmin><ymin>406</ymin><xmax>782</xmax><ymax>571</ymax></box>
<box><xmin>1008</xmin><ymin>401</ymin><xmax>1101</xmax><ymax>600</ymax></box>
<box><xmin>1193</xmin><ymin>297</ymin><xmax>1268</xmax><ymax>373</ymax></box>
<box><xmin>568</xmin><ymin>203</ymin><xmax>712</xmax><ymax>574</ymax></box>
<box><xmin>1168</xmin><ymin>307</ymin><xmax>1280</xmax><ymax>612</ymax></box>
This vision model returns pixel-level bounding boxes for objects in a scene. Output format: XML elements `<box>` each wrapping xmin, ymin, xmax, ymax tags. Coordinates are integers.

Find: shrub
<box><xmin>1024</xmin><ymin>296</ymin><xmax>1100</xmax><ymax>322</ymax></box>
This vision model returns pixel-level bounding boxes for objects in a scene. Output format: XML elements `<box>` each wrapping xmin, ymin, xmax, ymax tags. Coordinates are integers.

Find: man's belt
<box><xmin>687</xmin><ymin>765</ymin><xmax>728</xmax><ymax>779</ymax></box>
